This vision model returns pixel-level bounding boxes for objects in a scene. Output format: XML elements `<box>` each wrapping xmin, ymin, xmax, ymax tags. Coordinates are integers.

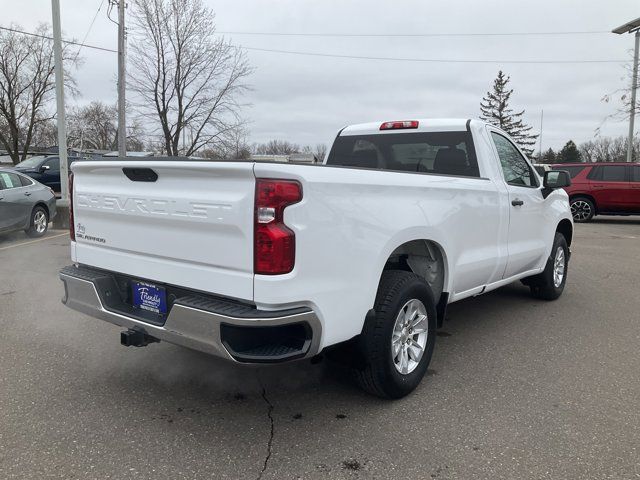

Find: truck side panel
<box><xmin>253</xmin><ymin>163</ymin><xmax>504</xmax><ymax>348</ymax></box>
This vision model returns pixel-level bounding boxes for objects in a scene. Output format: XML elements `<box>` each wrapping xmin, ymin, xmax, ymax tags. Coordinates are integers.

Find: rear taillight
<box><xmin>254</xmin><ymin>179</ymin><xmax>302</xmax><ymax>275</ymax></box>
<box><xmin>68</xmin><ymin>172</ymin><xmax>75</xmax><ymax>241</ymax></box>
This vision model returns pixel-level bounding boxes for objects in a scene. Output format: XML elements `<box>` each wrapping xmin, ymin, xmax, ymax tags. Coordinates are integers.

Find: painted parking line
<box><xmin>0</xmin><ymin>232</ymin><xmax>68</xmax><ymax>252</ymax></box>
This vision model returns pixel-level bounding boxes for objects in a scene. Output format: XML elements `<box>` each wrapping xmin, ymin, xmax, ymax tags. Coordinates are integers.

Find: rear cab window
<box><xmin>326</xmin><ymin>131</ymin><xmax>480</xmax><ymax>178</ymax></box>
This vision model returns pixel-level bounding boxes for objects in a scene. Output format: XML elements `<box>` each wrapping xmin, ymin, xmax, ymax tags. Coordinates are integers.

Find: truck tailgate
<box><xmin>71</xmin><ymin>160</ymin><xmax>255</xmax><ymax>301</ymax></box>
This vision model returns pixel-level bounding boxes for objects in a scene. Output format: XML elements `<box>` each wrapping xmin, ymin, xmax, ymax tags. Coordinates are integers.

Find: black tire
<box><xmin>526</xmin><ymin>232</ymin><xmax>569</xmax><ymax>301</ymax></box>
<box><xmin>353</xmin><ymin>270</ymin><xmax>437</xmax><ymax>399</ymax></box>
<box><xmin>570</xmin><ymin>196</ymin><xmax>595</xmax><ymax>223</ymax></box>
<box><xmin>25</xmin><ymin>206</ymin><xmax>49</xmax><ymax>238</ymax></box>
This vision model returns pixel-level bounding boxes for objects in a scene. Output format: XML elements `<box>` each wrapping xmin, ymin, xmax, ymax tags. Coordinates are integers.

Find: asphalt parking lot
<box><xmin>1</xmin><ymin>219</ymin><xmax>639</xmax><ymax>480</ymax></box>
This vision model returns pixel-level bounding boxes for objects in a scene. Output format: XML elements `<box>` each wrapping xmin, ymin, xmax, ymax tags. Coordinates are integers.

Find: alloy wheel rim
<box><xmin>571</xmin><ymin>200</ymin><xmax>591</xmax><ymax>221</ymax></box>
<box><xmin>391</xmin><ymin>299</ymin><xmax>429</xmax><ymax>375</ymax></box>
<box><xmin>553</xmin><ymin>246</ymin><xmax>565</xmax><ymax>288</ymax></box>
<box><xmin>34</xmin><ymin>211</ymin><xmax>47</xmax><ymax>233</ymax></box>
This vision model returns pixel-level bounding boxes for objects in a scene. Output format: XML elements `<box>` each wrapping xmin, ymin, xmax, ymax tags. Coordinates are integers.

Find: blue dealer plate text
<box><xmin>132</xmin><ymin>281</ymin><xmax>167</xmax><ymax>315</ymax></box>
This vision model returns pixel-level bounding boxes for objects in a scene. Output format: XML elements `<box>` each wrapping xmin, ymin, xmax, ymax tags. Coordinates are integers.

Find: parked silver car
<box><xmin>0</xmin><ymin>168</ymin><xmax>57</xmax><ymax>237</ymax></box>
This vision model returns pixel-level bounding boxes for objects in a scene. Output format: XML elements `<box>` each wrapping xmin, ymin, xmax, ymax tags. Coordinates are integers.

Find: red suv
<box><xmin>551</xmin><ymin>162</ymin><xmax>640</xmax><ymax>222</ymax></box>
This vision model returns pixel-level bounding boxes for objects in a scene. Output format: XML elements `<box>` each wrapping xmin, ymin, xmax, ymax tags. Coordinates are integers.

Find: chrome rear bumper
<box><xmin>59</xmin><ymin>265</ymin><xmax>321</xmax><ymax>363</ymax></box>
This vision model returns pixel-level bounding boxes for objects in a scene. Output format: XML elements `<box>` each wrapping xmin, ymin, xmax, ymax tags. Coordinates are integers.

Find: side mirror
<box><xmin>40</xmin><ymin>165</ymin><xmax>50</xmax><ymax>173</ymax></box>
<box><xmin>544</xmin><ymin>170</ymin><xmax>571</xmax><ymax>189</ymax></box>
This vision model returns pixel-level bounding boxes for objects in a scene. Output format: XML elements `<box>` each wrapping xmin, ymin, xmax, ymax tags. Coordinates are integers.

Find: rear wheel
<box><xmin>570</xmin><ymin>197</ymin><xmax>595</xmax><ymax>223</ymax></box>
<box><xmin>25</xmin><ymin>206</ymin><xmax>49</xmax><ymax>238</ymax></box>
<box><xmin>353</xmin><ymin>270</ymin><xmax>437</xmax><ymax>399</ymax></box>
<box><xmin>527</xmin><ymin>233</ymin><xmax>569</xmax><ymax>301</ymax></box>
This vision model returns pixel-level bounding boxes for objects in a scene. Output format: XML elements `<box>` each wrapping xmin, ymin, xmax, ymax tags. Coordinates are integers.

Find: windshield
<box><xmin>16</xmin><ymin>156</ymin><xmax>47</xmax><ymax>169</ymax></box>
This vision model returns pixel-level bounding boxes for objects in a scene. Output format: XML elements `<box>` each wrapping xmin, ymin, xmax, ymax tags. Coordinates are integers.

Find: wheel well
<box><xmin>569</xmin><ymin>194</ymin><xmax>597</xmax><ymax>213</ymax></box>
<box><xmin>556</xmin><ymin>219</ymin><xmax>573</xmax><ymax>247</ymax></box>
<box><xmin>382</xmin><ymin>240</ymin><xmax>446</xmax><ymax>303</ymax></box>
<box><xmin>33</xmin><ymin>202</ymin><xmax>49</xmax><ymax>218</ymax></box>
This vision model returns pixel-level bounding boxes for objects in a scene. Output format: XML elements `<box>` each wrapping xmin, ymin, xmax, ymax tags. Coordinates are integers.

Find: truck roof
<box><xmin>340</xmin><ymin>118</ymin><xmax>471</xmax><ymax>136</ymax></box>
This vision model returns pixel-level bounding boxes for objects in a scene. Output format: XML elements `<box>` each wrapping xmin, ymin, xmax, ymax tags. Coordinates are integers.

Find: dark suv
<box><xmin>13</xmin><ymin>155</ymin><xmax>81</xmax><ymax>193</ymax></box>
<box><xmin>552</xmin><ymin>162</ymin><xmax>640</xmax><ymax>222</ymax></box>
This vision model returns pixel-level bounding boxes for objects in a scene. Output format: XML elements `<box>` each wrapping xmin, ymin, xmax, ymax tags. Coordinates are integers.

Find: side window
<box><xmin>490</xmin><ymin>132</ymin><xmax>537</xmax><ymax>187</ymax></box>
<box><xmin>43</xmin><ymin>158</ymin><xmax>60</xmax><ymax>171</ymax></box>
<box><xmin>552</xmin><ymin>166</ymin><xmax>585</xmax><ymax>179</ymax></box>
<box><xmin>0</xmin><ymin>172</ymin><xmax>22</xmax><ymax>189</ymax></box>
<box><xmin>19</xmin><ymin>175</ymin><xmax>34</xmax><ymax>187</ymax></box>
<box><xmin>587</xmin><ymin>166</ymin><xmax>601</xmax><ymax>180</ymax></box>
<box><xmin>600</xmin><ymin>165</ymin><xmax>626</xmax><ymax>182</ymax></box>
<box><xmin>632</xmin><ymin>166</ymin><xmax>640</xmax><ymax>182</ymax></box>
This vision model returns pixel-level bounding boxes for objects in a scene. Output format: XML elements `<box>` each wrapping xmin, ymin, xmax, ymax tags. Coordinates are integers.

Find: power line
<box><xmin>0</xmin><ymin>25</ymin><xmax>116</xmax><ymax>53</ymax></box>
<box><xmin>240</xmin><ymin>46</ymin><xmax>626</xmax><ymax>64</ymax></box>
<box><xmin>0</xmin><ymin>25</ymin><xmax>625</xmax><ymax>64</ymax></box>
<box><xmin>74</xmin><ymin>0</ymin><xmax>107</xmax><ymax>59</ymax></box>
<box><xmin>220</xmin><ymin>30</ymin><xmax>609</xmax><ymax>38</ymax></box>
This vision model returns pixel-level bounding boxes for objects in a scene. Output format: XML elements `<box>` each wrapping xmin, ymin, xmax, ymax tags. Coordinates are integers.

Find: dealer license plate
<box><xmin>131</xmin><ymin>281</ymin><xmax>167</xmax><ymax>315</ymax></box>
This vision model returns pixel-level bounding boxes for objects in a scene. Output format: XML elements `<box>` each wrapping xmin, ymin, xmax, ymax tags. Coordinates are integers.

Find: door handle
<box><xmin>24</xmin><ymin>192</ymin><xmax>31</xmax><ymax>196</ymax></box>
<box><xmin>511</xmin><ymin>199</ymin><xmax>524</xmax><ymax>207</ymax></box>
<box><xmin>592</xmin><ymin>184</ymin><xmax>605</xmax><ymax>189</ymax></box>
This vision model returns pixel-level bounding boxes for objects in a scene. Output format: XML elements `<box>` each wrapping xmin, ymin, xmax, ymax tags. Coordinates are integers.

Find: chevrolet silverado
<box><xmin>59</xmin><ymin>119</ymin><xmax>573</xmax><ymax>398</ymax></box>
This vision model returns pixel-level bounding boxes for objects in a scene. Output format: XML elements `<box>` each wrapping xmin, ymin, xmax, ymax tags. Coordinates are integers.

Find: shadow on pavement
<box><xmin>589</xmin><ymin>216</ymin><xmax>640</xmax><ymax>226</ymax></box>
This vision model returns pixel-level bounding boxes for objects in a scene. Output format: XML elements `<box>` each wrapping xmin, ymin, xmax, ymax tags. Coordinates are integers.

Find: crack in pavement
<box><xmin>256</xmin><ymin>385</ymin><xmax>275</xmax><ymax>480</ymax></box>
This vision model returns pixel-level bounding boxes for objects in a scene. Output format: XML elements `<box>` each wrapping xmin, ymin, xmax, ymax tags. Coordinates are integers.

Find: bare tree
<box><xmin>30</xmin><ymin>119</ymin><xmax>58</xmax><ymax>148</ymax></box>
<box><xmin>579</xmin><ymin>135</ymin><xmax>639</xmax><ymax>163</ymax></box>
<box><xmin>196</xmin><ymin>126</ymin><xmax>251</xmax><ymax>159</ymax></box>
<box><xmin>221</xmin><ymin>125</ymin><xmax>251</xmax><ymax>159</ymax></box>
<box><xmin>0</xmin><ymin>24</ymin><xmax>78</xmax><ymax>164</ymax></box>
<box><xmin>600</xmin><ymin>50</ymin><xmax>639</xmax><ymax>129</ymax></box>
<box><xmin>254</xmin><ymin>140</ymin><xmax>301</xmax><ymax>155</ymax></box>
<box><xmin>253</xmin><ymin>140</ymin><xmax>327</xmax><ymax>162</ymax></box>
<box><xmin>67</xmin><ymin>102</ymin><xmax>116</xmax><ymax>150</ymax></box>
<box><xmin>66</xmin><ymin>101</ymin><xmax>146</xmax><ymax>151</ymax></box>
<box><xmin>129</xmin><ymin>0</ymin><xmax>251</xmax><ymax>157</ymax></box>
<box><xmin>302</xmin><ymin>143</ymin><xmax>328</xmax><ymax>162</ymax></box>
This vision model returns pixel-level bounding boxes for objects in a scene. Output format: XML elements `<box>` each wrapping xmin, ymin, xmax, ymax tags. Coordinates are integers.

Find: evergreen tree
<box><xmin>480</xmin><ymin>70</ymin><xmax>539</xmax><ymax>157</ymax></box>
<box><xmin>558</xmin><ymin>140</ymin><xmax>582</xmax><ymax>163</ymax></box>
<box><xmin>541</xmin><ymin>148</ymin><xmax>556</xmax><ymax>164</ymax></box>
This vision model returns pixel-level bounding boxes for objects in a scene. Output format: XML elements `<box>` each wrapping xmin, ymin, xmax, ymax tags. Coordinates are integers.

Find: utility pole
<box><xmin>51</xmin><ymin>0</ymin><xmax>69</xmax><ymax>226</ymax></box>
<box><xmin>538</xmin><ymin>109</ymin><xmax>544</xmax><ymax>160</ymax></box>
<box><xmin>612</xmin><ymin>17</ymin><xmax>640</xmax><ymax>162</ymax></box>
<box><xmin>117</xmin><ymin>0</ymin><xmax>126</xmax><ymax>157</ymax></box>
<box><xmin>627</xmin><ymin>31</ymin><xmax>639</xmax><ymax>162</ymax></box>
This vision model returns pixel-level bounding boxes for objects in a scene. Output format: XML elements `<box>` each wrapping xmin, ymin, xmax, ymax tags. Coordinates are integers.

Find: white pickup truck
<box><xmin>59</xmin><ymin>119</ymin><xmax>573</xmax><ymax>398</ymax></box>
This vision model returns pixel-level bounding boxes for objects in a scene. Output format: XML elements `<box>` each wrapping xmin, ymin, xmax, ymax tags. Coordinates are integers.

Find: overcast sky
<box><xmin>5</xmin><ymin>0</ymin><xmax>639</xmax><ymax>151</ymax></box>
